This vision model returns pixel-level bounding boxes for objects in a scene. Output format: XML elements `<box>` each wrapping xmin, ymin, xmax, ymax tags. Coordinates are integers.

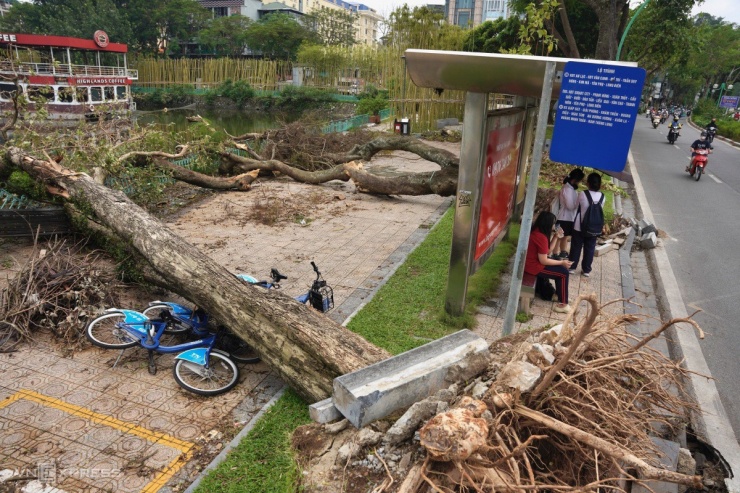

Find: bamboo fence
<box><xmin>132</xmin><ymin>47</ymin><xmax>469</xmax><ymax>131</ymax></box>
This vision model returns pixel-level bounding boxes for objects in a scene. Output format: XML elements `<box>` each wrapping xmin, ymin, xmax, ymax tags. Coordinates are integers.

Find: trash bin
<box><xmin>400</xmin><ymin>118</ymin><xmax>410</xmax><ymax>135</ymax></box>
<box><xmin>393</xmin><ymin>119</ymin><xmax>402</xmax><ymax>134</ymax></box>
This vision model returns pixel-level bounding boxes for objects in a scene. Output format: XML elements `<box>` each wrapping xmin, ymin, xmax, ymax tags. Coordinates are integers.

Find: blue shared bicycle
<box><xmin>85</xmin><ymin>309</ymin><xmax>240</xmax><ymax>396</ymax></box>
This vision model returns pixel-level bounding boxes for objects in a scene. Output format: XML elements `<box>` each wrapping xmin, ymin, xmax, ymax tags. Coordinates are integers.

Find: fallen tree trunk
<box><xmin>151</xmin><ymin>157</ymin><xmax>260</xmax><ymax>191</ymax></box>
<box><xmin>221</xmin><ymin>155</ymin><xmax>459</xmax><ymax>196</ymax></box>
<box><xmin>6</xmin><ymin>147</ymin><xmax>390</xmax><ymax>402</ymax></box>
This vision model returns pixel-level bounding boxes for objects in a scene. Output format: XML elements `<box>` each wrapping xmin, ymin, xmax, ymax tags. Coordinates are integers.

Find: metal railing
<box><xmin>322</xmin><ymin>108</ymin><xmax>392</xmax><ymax>134</ymax></box>
<box><xmin>0</xmin><ymin>61</ymin><xmax>138</xmax><ymax>80</ymax></box>
<box><xmin>0</xmin><ymin>188</ymin><xmax>53</xmax><ymax>210</ymax></box>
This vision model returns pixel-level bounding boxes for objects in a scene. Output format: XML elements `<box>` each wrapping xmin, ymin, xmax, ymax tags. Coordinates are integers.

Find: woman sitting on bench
<box><xmin>525</xmin><ymin>211</ymin><xmax>573</xmax><ymax>314</ymax></box>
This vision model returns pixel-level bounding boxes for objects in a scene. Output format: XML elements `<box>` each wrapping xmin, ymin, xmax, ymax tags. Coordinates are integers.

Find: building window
<box><xmin>457</xmin><ymin>0</ymin><xmax>473</xmax><ymax>8</ymax></box>
<box><xmin>456</xmin><ymin>11</ymin><xmax>471</xmax><ymax>26</ymax></box>
<box><xmin>212</xmin><ymin>7</ymin><xmax>228</xmax><ymax>17</ymax></box>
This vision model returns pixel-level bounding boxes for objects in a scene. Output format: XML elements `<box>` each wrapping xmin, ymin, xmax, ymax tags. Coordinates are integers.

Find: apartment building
<box><xmin>445</xmin><ymin>0</ymin><xmax>511</xmax><ymax>28</ymax></box>
<box><xmin>279</xmin><ymin>0</ymin><xmax>382</xmax><ymax>45</ymax></box>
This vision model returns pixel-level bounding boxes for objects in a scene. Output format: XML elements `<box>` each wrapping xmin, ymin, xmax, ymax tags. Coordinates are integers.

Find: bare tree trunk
<box><xmin>6</xmin><ymin>147</ymin><xmax>390</xmax><ymax>402</ymax></box>
<box><xmin>151</xmin><ymin>158</ymin><xmax>260</xmax><ymax>191</ymax></box>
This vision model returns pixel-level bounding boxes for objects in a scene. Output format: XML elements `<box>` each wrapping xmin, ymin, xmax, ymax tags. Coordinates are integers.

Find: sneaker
<box><xmin>558</xmin><ymin>251</ymin><xmax>569</xmax><ymax>259</ymax></box>
<box><xmin>553</xmin><ymin>304</ymin><xmax>571</xmax><ymax>314</ymax></box>
<box><xmin>582</xmin><ymin>272</ymin><xmax>590</xmax><ymax>277</ymax></box>
<box><xmin>568</xmin><ymin>269</ymin><xmax>576</xmax><ymax>274</ymax></box>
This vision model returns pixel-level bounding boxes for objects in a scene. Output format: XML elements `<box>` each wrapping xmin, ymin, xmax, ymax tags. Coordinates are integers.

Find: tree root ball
<box><xmin>419</xmin><ymin>397</ymin><xmax>489</xmax><ymax>462</ymax></box>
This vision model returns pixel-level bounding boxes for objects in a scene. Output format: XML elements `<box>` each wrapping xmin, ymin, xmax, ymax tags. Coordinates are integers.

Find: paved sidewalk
<box><xmin>474</xmin><ymin>238</ymin><xmax>625</xmax><ymax>343</ymax></box>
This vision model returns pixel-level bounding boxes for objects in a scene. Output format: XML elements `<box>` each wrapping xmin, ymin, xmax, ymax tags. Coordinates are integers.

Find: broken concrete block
<box><xmin>527</xmin><ymin>343</ymin><xmax>555</xmax><ymax>365</ymax></box>
<box><xmin>497</xmin><ymin>360</ymin><xmax>542</xmax><ymax>392</ymax></box>
<box><xmin>632</xmin><ymin>437</ymin><xmax>680</xmax><ymax>493</ymax></box>
<box><xmin>677</xmin><ymin>448</ymin><xmax>696</xmax><ymax>493</ymax></box>
<box><xmin>613</xmin><ymin>237</ymin><xmax>626</xmax><ymax>246</ymax></box>
<box><xmin>640</xmin><ymin>232</ymin><xmax>658</xmax><ymax>249</ymax></box>
<box><xmin>471</xmin><ymin>381</ymin><xmax>490</xmax><ymax>399</ymax></box>
<box><xmin>357</xmin><ymin>428</ymin><xmax>383</xmax><ymax>448</ymax></box>
<box><xmin>594</xmin><ymin>242</ymin><xmax>617</xmax><ymax>256</ymax></box>
<box><xmin>639</xmin><ymin>219</ymin><xmax>657</xmax><ymax>236</ymax></box>
<box><xmin>608</xmin><ymin>226</ymin><xmax>632</xmax><ymax>239</ymax></box>
<box><xmin>539</xmin><ymin>324</ymin><xmax>563</xmax><ymax>345</ymax></box>
<box><xmin>337</xmin><ymin>442</ymin><xmax>361</xmax><ymax>464</ymax></box>
<box><xmin>333</xmin><ymin>329</ymin><xmax>489</xmax><ymax>428</ymax></box>
<box><xmin>384</xmin><ymin>399</ymin><xmax>441</xmax><ymax>445</ymax></box>
<box><xmin>309</xmin><ymin>397</ymin><xmax>342</xmax><ymax>423</ymax></box>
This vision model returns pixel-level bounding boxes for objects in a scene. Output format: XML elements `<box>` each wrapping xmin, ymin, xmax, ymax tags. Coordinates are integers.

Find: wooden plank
<box><xmin>0</xmin><ymin>209</ymin><xmax>71</xmax><ymax>237</ymax></box>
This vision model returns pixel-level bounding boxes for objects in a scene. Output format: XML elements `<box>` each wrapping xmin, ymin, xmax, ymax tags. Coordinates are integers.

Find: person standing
<box><xmin>555</xmin><ymin>168</ymin><xmax>585</xmax><ymax>259</ymax></box>
<box><xmin>525</xmin><ymin>211</ymin><xmax>573</xmax><ymax>313</ymax></box>
<box><xmin>568</xmin><ymin>173</ymin><xmax>604</xmax><ymax>278</ymax></box>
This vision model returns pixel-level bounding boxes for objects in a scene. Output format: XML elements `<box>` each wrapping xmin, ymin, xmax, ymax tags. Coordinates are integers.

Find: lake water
<box><xmin>134</xmin><ymin>108</ymin><xmax>298</xmax><ymax>134</ymax></box>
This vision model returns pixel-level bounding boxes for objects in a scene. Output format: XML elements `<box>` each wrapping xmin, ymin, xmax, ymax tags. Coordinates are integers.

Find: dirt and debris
<box><xmin>293</xmin><ymin>295</ymin><xmax>711</xmax><ymax>493</ymax></box>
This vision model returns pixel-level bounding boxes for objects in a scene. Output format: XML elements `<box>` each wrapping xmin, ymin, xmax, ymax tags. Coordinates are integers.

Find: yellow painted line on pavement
<box><xmin>0</xmin><ymin>389</ymin><xmax>195</xmax><ymax>493</ymax></box>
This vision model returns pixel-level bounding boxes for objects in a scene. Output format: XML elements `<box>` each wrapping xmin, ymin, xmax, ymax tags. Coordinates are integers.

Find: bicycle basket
<box><xmin>309</xmin><ymin>284</ymin><xmax>334</xmax><ymax>313</ymax></box>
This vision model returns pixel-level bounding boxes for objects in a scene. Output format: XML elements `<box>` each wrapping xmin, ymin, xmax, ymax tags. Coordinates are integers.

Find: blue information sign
<box><xmin>550</xmin><ymin>61</ymin><xmax>646</xmax><ymax>172</ymax></box>
<box><xmin>719</xmin><ymin>96</ymin><xmax>739</xmax><ymax>109</ymax></box>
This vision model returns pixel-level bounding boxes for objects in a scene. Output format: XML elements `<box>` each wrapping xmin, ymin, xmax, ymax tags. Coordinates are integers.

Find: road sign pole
<box><xmin>502</xmin><ymin>61</ymin><xmax>558</xmax><ymax>336</ymax></box>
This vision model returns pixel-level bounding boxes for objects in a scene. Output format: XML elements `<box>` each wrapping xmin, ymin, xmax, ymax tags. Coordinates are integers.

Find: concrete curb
<box><xmin>183</xmin><ymin>387</ymin><xmax>287</xmax><ymax>493</ymax></box>
<box><xmin>627</xmin><ymin>149</ymin><xmax>740</xmax><ymax>492</ymax></box>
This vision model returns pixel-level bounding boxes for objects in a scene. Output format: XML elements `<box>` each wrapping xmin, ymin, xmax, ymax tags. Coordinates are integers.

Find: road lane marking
<box><xmin>707</xmin><ymin>173</ymin><xmax>722</xmax><ymax>183</ymax></box>
<box><xmin>0</xmin><ymin>389</ymin><xmax>195</xmax><ymax>492</ymax></box>
<box><xmin>674</xmin><ymin>145</ymin><xmax>680</xmax><ymax>149</ymax></box>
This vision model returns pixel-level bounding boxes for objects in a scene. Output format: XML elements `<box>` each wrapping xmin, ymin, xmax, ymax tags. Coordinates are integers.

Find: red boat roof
<box><xmin>0</xmin><ymin>33</ymin><xmax>127</xmax><ymax>53</ymax></box>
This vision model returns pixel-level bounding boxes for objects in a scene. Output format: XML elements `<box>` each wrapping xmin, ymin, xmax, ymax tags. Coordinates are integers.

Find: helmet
<box><xmin>700</xmin><ymin>131</ymin><xmax>707</xmax><ymax>138</ymax></box>
<box><xmin>673</xmin><ymin>116</ymin><xmax>679</xmax><ymax>121</ymax></box>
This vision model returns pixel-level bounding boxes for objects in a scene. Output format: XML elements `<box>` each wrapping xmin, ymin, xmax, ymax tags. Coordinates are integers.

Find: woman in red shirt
<box><xmin>525</xmin><ymin>211</ymin><xmax>573</xmax><ymax>313</ymax></box>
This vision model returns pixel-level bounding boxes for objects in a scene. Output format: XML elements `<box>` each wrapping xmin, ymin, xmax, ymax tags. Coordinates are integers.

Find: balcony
<box><xmin>0</xmin><ymin>61</ymin><xmax>138</xmax><ymax>80</ymax></box>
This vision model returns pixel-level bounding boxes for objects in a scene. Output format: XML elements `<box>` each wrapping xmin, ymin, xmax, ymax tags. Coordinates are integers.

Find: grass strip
<box><xmin>193</xmin><ymin>388</ymin><xmax>310</xmax><ymax>493</ymax></box>
<box><xmin>194</xmin><ymin>205</ymin><xmax>519</xmax><ymax>491</ymax></box>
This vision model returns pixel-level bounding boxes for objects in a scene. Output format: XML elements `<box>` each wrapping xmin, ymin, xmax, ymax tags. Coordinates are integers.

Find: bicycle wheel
<box><xmin>217</xmin><ymin>332</ymin><xmax>261</xmax><ymax>364</ymax></box>
<box><xmin>142</xmin><ymin>304</ymin><xmax>189</xmax><ymax>335</ymax></box>
<box><xmin>86</xmin><ymin>312</ymin><xmax>139</xmax><ymax>349</ymax></box>
<box><xmin>173</xmin><ymin>351</ymin><xmax>239</xmax><ymax>396</ymax></box>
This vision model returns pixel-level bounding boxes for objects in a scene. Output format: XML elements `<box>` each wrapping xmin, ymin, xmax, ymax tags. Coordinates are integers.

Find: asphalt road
<box><xmin>630</xmin><ymin>116</ymin><xmax>740</xmax><ymax>439</ymax></box>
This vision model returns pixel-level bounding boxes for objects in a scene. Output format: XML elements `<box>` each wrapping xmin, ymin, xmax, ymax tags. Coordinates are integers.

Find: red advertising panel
<box><xmin>474</xmin><ymin>110</ymin><xmax>525</xmax><ymax>261</ymax></box>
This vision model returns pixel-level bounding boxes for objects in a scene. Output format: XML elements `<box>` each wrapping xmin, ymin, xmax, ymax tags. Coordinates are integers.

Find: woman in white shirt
<box><xmin>555</xmin><ymin>168</ymin><xmax>585</xmax><ymax>259</ymax></box>
<box><xmin>568</xmin><ymin>173</ymin><xmax>604</xmax><ymax>277</ymax></box>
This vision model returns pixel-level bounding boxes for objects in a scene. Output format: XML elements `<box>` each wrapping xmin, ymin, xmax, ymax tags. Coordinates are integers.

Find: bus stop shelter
<box><xmin>403</xmin><ymin>50</ymin><xmax>639</xmax><ymax>335</ymax></box>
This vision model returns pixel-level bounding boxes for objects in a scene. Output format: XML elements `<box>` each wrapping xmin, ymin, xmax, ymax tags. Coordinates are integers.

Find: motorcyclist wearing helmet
<box><xmin>669</xmin><ymin>116</ymin><xmax>682</xmax><ymax>134</ymax></box>
<box><xmin>687</xmin><ymin>131</ymin><xmax>713</xmax><ymax>171</ymax></box>
<box><xmin>706</xmin><ymin>118</ymin><xmax>718</xmax><ymax>133</ymax></box>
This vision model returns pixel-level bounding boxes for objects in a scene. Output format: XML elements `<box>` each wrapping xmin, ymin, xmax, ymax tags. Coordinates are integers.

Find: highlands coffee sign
<box><xmin>0</xmin><ymin>34</ymin><xmax>18</xmax><ymax>42</ymax></box>
<box><xmin>69</xmin><ymin>77</ymin><xmax>131</xmax><ymax>86</ymax></box>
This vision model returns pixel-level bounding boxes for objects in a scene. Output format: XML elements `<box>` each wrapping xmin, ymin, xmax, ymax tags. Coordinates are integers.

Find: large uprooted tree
<box><xmin>1</xmin><ymin>119</ymin><xmax>462</xmax><ymax>401</ymax></box>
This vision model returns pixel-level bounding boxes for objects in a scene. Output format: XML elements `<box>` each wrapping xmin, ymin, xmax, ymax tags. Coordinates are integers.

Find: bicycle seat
<box><xmin>271</xmin><ymin>268</ymin><xmax>288</xmax><ymax>282</ymax></box>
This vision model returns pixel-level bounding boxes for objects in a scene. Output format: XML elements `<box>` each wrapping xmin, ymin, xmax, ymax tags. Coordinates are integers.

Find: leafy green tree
<box><xmin>462</xmin><ymin>17</ymin><xmax>522</xmax><ymax>53</ymax></box>
<box><xmin>385</xmin><ymin>5</ymin><xmax>464</xmax><ymax>50</ymax></box>
<box><xmin>0</xmin><ymin>0</ymin><xmax>133</xmax><ymax>45</ymax></box>
<box><xmin>244</xmin><ymin>13</ymin><xmax>318</xmax><ymax>60</ymax></box>
<box><xmin>305</xmin><ymin>6</ymin><xmax>357</xmax><ymax>47</ymax></box>
<box><xmin>198</xmin><ymin>15</ymin><xmax>252</xmax><ymax>57</ymax></box>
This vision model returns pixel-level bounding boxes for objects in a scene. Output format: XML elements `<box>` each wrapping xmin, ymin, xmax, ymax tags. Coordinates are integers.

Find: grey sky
<box><xmin>356</xmin><ymin>0</ymin><xmax>740</xmax><ymax>25</ymax></box>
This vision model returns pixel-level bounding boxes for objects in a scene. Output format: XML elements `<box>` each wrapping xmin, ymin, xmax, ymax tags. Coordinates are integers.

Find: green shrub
<box><xmin>5</xmin><ymin>170</ymin><xmax>48</xmax><ymax>200</ymax></box>
<box><xmin>274</xmin><ymin>86</ymin><xmax>334</xmax><ymax>109</ymax></box>
<box><xmin>356</xmin><ymin>95</ymin><xmax>387</xmax><ymax>116</ymax></box>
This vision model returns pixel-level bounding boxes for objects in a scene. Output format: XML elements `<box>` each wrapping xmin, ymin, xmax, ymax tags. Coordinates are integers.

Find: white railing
<box><xmin>0</xmin><ymin>61</ymin><xmax>138</xmax><ymax>80</ymax></box>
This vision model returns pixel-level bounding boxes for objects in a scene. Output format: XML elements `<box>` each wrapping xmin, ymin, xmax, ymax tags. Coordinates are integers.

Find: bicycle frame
<box><xmin>108</xmin><ymin>309</ymin><xmax>219</xmax><ymax>366</ymax></box>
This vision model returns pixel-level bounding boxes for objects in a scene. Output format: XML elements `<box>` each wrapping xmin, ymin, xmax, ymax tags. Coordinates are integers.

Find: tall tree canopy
<box><xmin>0</xmin><ymin>0</ymin><xmax>133</xmax><ymax>47</ymax></box>
<box><xmin>198</xmin><ymin>15</ymin><xmax>252</xmax><ymax>57</ymax></box>
<box><xmin>305</xmin><ymin>6</ymin><xmax>357</xmax><ymax>47</ymax></box>
<box><xmin>384</xmin><ymin>5</ymin><xmax>464</xmax><ymax>50</ymax></box>
<box><xmin>243</xmin><ymin>13</ymin><xmax>318</xmax><ymax>60</ymax></box>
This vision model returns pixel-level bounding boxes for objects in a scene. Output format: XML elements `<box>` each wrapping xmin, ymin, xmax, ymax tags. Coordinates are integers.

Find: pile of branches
<box><xmin>232</xmin><ymin>120</ymin><xmax>376</xmax><ymax>171</ymax></box>
<box><xmin>408</xmin><ymin>295</ymin><xmax>705</xmax><ymax>492</ymax></box>
<box><xmin>0</xmin><ymin>238</ymin><xmax>120</xmax><ymax>353</ymax></box>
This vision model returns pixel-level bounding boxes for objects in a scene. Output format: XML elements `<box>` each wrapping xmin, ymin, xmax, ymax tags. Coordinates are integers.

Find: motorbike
<box><xmin>659</xmin><ymin>114</ymin><xmax>667</xmax><ymax>124</ymax></box>
<box><xmin>652</xmin><ymin>115</ymin><xmax>661</xmax><ymax>129</ymax></box>
<box><xmin>706</xmin><ymin>127</ymin><xmax>717</xmax><ymax>144</ymax></box>
<box><xmin>687</xmin><ymin>148</ymin><xmax>711</xmax><ymax>182</ymax></box>
<box><xmin>667</xmin><ymin>125</ymin><xmax>680</xmax><ymax>144</ymax></box>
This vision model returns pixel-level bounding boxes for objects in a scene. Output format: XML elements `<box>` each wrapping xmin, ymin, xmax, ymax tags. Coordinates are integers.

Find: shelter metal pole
<box><xmin>502</xmin><ymin>61</ymin><xmax>558</xmax><ymax>336</ymax></box>
<box><xmin>445</xmin><ymin>91</ymin><xmax>488</xmax><ymax>316</ymax></box>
